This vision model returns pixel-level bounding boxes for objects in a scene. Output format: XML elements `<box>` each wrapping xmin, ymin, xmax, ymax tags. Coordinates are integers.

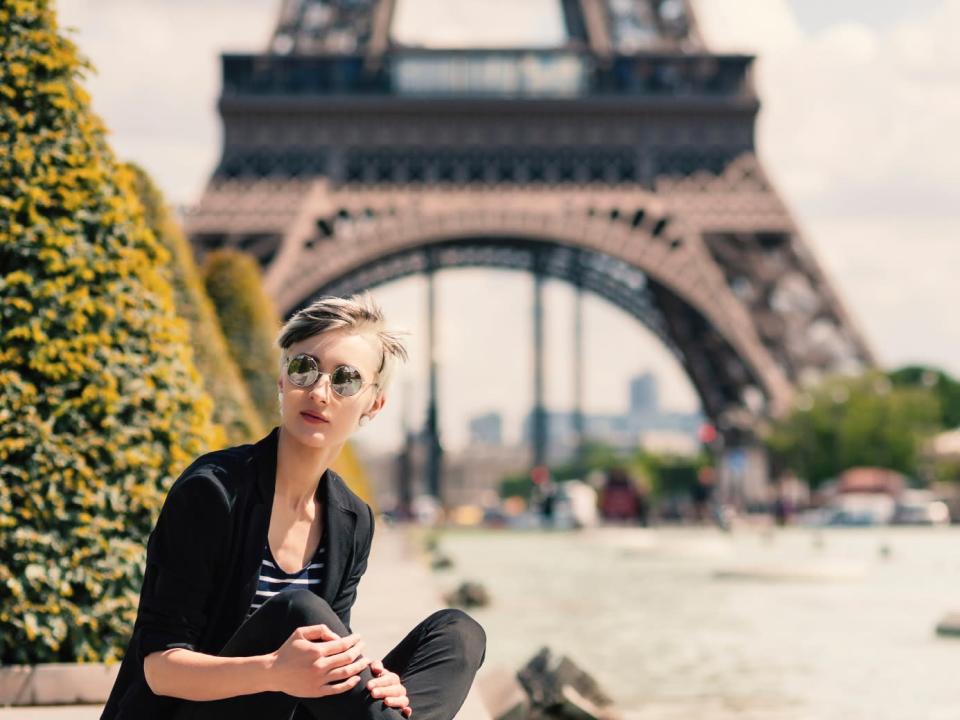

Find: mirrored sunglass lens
<box><xmin>288</xmin><ymin>355</ymin><xmax>319</xmax><ymax>386</ymax></box>
<box><xmin>331</xmin><ymin>365</ymin><xmax>363</xmax><ymax>396</ymax></box>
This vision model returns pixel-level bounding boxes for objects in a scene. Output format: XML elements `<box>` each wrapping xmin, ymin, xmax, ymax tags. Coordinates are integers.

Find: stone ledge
<box><xmin>0</xmin><ymin>663</ymin><xmax>119</xmax><ymax>707</ymax></box>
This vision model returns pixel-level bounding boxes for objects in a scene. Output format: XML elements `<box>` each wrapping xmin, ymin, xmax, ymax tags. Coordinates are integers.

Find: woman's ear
<box><xmin>366</xmin><ymin>393</ymin><xmax>387</xmax><ymax>420</ymax></box>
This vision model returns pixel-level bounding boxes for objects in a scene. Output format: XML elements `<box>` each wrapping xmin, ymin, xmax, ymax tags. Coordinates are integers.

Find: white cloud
<box><xmin>694</xmin><ymin>0</ymin><xmax>803</xmax><ymax>54</ymax></box>
<box><xmin>58</xmin><ymin>0</ymin><xmax>276</xmax><ymax>202</ymax></box>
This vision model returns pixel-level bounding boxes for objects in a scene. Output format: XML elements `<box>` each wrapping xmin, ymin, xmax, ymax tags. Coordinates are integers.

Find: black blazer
<box><xmin>100</xmin><ymin>425</ymin><xmax>375</xmax><ymax>720</ymax></box>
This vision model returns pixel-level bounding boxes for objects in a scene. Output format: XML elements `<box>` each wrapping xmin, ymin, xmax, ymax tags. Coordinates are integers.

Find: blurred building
<box><xmin>513</xmin><ymin>372</ymin><xmax>702</xmax><ymax>462</ymax></box>
<box><xmin>468</xmin><ymin>411</ymin><xmax>503</xmax><ymax>446</ymax></box>
<box><xmin>630</xmin><ymin>372</ymin><xmax>658</xmax><ymax>415</ymax></box>
<box><xmin>357</xmin><ymin>431</ymin><xmax>530</xmax><ymax>512</ymax></box>
<box><xmin>355</xmin><ymin>433</ymin><xmax>429</xmax><ymax>516</ymax></box>
<box><xmin>443</xmin><ymin>444</ymin><xmax>532</xmax><ymax>509</ymax></box>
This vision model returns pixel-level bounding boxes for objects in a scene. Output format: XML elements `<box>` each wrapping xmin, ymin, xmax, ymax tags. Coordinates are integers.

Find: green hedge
<box><xmin>125</xmin><ymin>164</ymin><xmax>264</xmax><ymax>446</ymax></box>
<box><xmin>0</xmin><ymin>0</ymin><xmax>222</xmax><ymax>663</ymax></box>
<box><xmin>203</xmin><ymin>249</ymin><xmax>282</xmax><ymax>430</ymax></box>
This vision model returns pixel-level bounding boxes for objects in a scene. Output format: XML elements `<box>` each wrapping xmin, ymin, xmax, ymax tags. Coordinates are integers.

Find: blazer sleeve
<box><xmin>330</xmin><ymin>503</ymin><xmax>374</xmax><ymax>634</ymax></box>
<box><xmin>134</xmin><ymin>462</ymin><xmax>231</xmax><ymax>665</ymax></box>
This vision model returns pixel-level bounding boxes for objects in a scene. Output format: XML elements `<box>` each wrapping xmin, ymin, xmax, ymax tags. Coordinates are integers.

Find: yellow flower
<box><xmin>4</xmin><ymin>270</ymin><xmax>32</xmax><ymax>286</ymax></box>
<box><xmin>13</xmin><ymin>144</ymin><xmax>35</xmax><ymax>167</ymax></box>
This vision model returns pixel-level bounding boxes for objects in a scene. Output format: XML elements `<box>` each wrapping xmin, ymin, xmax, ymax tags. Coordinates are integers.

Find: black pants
<box><xmin>172</xmin><ymin>589</ymin><xmax>486</xmax><ymax>720</ymax></box>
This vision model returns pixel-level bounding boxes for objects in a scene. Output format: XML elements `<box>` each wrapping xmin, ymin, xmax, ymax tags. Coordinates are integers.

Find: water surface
<box><xmin>427</xmin><ymin>525</ymin><xmax>960</xmax><ymax>720</ymax></box>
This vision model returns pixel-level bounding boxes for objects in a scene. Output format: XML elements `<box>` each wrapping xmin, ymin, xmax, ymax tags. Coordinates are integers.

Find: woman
<box><xmin>101</xmin><ymin>293</ymin><xmax>486</xmax><ymax>720</ymax></box>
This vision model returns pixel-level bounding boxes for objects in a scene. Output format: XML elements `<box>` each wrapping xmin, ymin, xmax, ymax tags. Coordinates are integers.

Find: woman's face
<box><xmin>278</xmin><ymin>328</ymin><xmax>385</xmax><ymax>449</ymax></box>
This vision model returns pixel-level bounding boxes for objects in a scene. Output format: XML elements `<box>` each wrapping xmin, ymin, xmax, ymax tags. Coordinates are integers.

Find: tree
<box><xmin>0</xmin><ymin>0</ymin><xmax>221</xmax><ymax>663</ymax></box>
<box><xmin>766</xmin><ymin>371</ymin><xmax>940</xmax><ymax>487</ymax></box>
<box><xmin>888</xmin><ymin>365</ymin><xmax>960</xmax><ymax>429</ymax></box>
<box><xmin>125</xmin><ymin>164</ymin><xmax>264</xmax><ymax>446</ymax></box>
<box><xmin>202</xmin><ymin>249</ymin><xmax>282</xmax><ymax>430</ymax></box>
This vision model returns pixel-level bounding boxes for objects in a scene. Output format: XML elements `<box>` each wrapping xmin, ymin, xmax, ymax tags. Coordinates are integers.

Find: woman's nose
<box><xmin>309</xmin><ymin>375</ymin><xmax>332</xmax><ymax>402</ymax></box>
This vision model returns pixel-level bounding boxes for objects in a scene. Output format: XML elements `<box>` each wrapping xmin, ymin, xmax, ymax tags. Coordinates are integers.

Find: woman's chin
<box><xmin>301</xmin><ymin>424</ymin><xmax>331</xmax><ymax>439</ymax></box>
<box><xmin>286</xmin><ymin>419</ymin><xmax>335</xmax><ymax>444</ymax></box>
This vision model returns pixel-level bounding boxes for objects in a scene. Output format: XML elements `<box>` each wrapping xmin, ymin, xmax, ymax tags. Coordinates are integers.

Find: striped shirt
<box><xmin>246</xmin><ymin>532</ymin><xmax>326</xmax><ymax>618</ymax></box>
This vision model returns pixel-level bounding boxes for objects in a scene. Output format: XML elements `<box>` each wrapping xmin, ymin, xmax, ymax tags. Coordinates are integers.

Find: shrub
<box><xmin>0</xmin><ymin>0</ymin><xmax>222</xmax><ymax>663</ymax></box>
<box><xmin>202</xmin><ymin>249</ymin><xmax>282</xmax><ymax>431</ymax></box>
<box><xmin>125</xmin><ymin>164</ymin><xmax>264</xmax><ymax>446</ymax></box>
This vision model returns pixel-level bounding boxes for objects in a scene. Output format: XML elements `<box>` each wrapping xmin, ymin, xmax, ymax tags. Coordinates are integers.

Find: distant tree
<box><xmin>125</xmin><ymin>164</ymin><xmax>264</xmax><ymax>445</ymax></box>
<box><xmin>888</xmin><ymin>365</ymin><xmax>960</xmax><ymax>429</ymax></box>
<box><xmin>931</xmin><ymin>458</ymin><xmax>960</xmax><ymax>485</ymax></box>
<box><xmin>498</xmin><ymin>474</ymin><xmax>534</xmax><ymax>501</ymax></box>
<box><xmin>0</xmin><ymin>1</ymin><xmax>221</xmax><ymax>663</ymax></box>
<box><xmin>632</xmin><ymin>450</ymin><xmax>710</xmax><ymax>498</ymax></box>
<box><xmin>551</xmin><ymin>440</ymin><xmax>624</xmax><ymax>481</ymax></box>
<box><xmin>766</xmin><ymin>371</ymin><xmax>940</xmax><ymax>487</ymax></box>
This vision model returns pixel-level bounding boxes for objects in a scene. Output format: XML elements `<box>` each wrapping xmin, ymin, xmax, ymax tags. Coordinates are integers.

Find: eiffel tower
<box><xmin>185</xmin><ymin>0</ymin><xmax>873</xmax><ymax>488</ymax></box>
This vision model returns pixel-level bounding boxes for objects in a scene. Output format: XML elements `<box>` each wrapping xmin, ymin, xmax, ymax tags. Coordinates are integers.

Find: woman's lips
<box><xmin>300</xmin><ymin>411</ymin><xmax>329</xmax><ymax>424</ymax></box>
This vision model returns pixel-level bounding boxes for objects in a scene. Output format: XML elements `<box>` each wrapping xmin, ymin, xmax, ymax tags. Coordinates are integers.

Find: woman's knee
<box><xmin>274</xmin><ymin>590</ymin><xmax>345</xmax><ymax>635</ymax></box>
<box><xmin>427</xmin><ymin>608</ymin><xmax>486</xmax><ymax>668</ymax></box>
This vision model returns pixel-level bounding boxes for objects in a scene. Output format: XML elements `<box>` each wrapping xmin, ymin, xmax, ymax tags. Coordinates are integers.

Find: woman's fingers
<box><xmin>369</xmin><ymin>680</ymin><xmax>403</xmax><ymax>697</ymax></box>
<box><xmin>362</xmin><ymin>661</ymin><xmax>410</xmax><ymax>714</ymax></box>
<box><xmin>326</xmin><ymin>653</ymin><xmax>372</xmax><ymax>681</ymax></box>
<box><xmin>323</xmin><ymin>639</ymin><xmax>365</xmax><ymax>666</ymax></box>
<box><xmin>382</xmin><ymin>694</ymin><xmax>409</xmax><ymax>708</ymax></box>
<box><xmin>320</xmin><ymin>675</ymin><xmax>362</xmax><ymax>696</ymax></box>
<box><xmin>298</xmin><ymin>624</ymin><xmax>343</xmax><ymax>642</ymax></box>
<box><xmin>367</xmin><ymin>668</ymin><xmax>396</xmax><ymax>689</ymax></box>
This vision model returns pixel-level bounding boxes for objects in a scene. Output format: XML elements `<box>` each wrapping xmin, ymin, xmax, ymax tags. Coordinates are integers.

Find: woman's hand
<box><xmin>367</xmin><ymin>659</ymin><xmax>412</xmax><ymax>717</ymax></box>
<box><xmin>268</xmin><ymin>624</ymin><xmax>371</xmax><ymax>698</ymax></box>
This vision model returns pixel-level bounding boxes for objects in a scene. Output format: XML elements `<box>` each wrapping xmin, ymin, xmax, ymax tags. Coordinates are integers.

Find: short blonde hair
<box><xmin>277</xmin><ymin>292</ymin><xmax>409</xmax><ymax>399</ymax></box>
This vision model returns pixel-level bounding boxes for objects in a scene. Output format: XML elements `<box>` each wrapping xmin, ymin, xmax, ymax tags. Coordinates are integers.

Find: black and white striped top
<box><xmin>246</xmin><ymin>532</ymin><xmax>326</xmax><ymax>618</ymax></box>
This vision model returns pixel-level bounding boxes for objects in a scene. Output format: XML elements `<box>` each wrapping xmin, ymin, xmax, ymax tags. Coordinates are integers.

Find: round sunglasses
<box><xmin>285</xmin><ymin>353</ymin><xmax>376</xmax><ymax>398</ymax></box>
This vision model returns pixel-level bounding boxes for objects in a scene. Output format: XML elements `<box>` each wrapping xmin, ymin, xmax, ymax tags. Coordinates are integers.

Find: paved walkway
<box><xmin>0</xmin><ymin>523</ymin><xmax>491</xmax><ymax>720</ymax></box>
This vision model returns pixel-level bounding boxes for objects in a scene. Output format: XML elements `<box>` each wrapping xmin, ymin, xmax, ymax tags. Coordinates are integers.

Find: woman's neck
<box><xmin>275</xmin><ymin>426</ymin><xmax>341</xmax><ymax>514</ymax></box>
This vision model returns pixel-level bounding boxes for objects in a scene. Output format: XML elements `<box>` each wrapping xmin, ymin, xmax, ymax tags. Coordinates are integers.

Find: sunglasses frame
<box><xmin>285</xmin><ymin>353</ymin><xmax>377</xmax><ymax>398</ymax></box>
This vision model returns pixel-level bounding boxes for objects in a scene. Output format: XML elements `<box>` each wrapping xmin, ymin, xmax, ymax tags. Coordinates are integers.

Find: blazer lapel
<box><xmin>320</xmin><ymin>469</ymin><xmax>358</xmax><ymax>604</ymax></box>
<box><xmin>238</xmin><ymin>426</ymin><xmax>282</xmax><ymax>616</ymax></box>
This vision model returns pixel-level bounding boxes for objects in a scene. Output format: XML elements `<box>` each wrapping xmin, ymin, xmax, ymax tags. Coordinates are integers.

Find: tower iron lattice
<box><xmin>186</xmin><ymin>0</ymin><xmax>873</xmax><ymax>452</ymax></box>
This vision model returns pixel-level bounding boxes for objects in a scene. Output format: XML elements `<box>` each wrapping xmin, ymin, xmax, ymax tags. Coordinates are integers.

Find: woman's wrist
<box><xmin>259</xmin><ymin>651</ymin><xmax>281</xmax><ymax>693</ymax></box>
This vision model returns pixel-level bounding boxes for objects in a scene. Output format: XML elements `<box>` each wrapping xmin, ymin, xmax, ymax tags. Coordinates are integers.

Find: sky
<box><xmin>56</xmin><ymin>0</ymin><xmax>960</xmax><ymax>453</ymax></box>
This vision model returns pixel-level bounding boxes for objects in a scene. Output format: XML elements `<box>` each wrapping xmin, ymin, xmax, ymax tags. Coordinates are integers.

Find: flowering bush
<box><xmin>0</xmin><ymin>0</ymin><xmax>222</xmax><ymax>663</ymax></box>
<box><xmin>126</xmin><ymin>164</ymin><xmax>264</xmax><ymax>446</ymax></box>
<box><xmin>203</xmin><ymin>249</ymin><xmax>283</xmax><ymax>431</ymax></box>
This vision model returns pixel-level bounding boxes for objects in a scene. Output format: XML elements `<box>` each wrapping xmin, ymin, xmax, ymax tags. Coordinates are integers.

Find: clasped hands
<box><xmin>272</xmin><ymin>622</ymin><xmax>412</xmax><ymax>717</ymax></box>
<box><xmin>328</xmin><ymin>625</ymin><xmax>413</xmax><ymax>718</ymax></box>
